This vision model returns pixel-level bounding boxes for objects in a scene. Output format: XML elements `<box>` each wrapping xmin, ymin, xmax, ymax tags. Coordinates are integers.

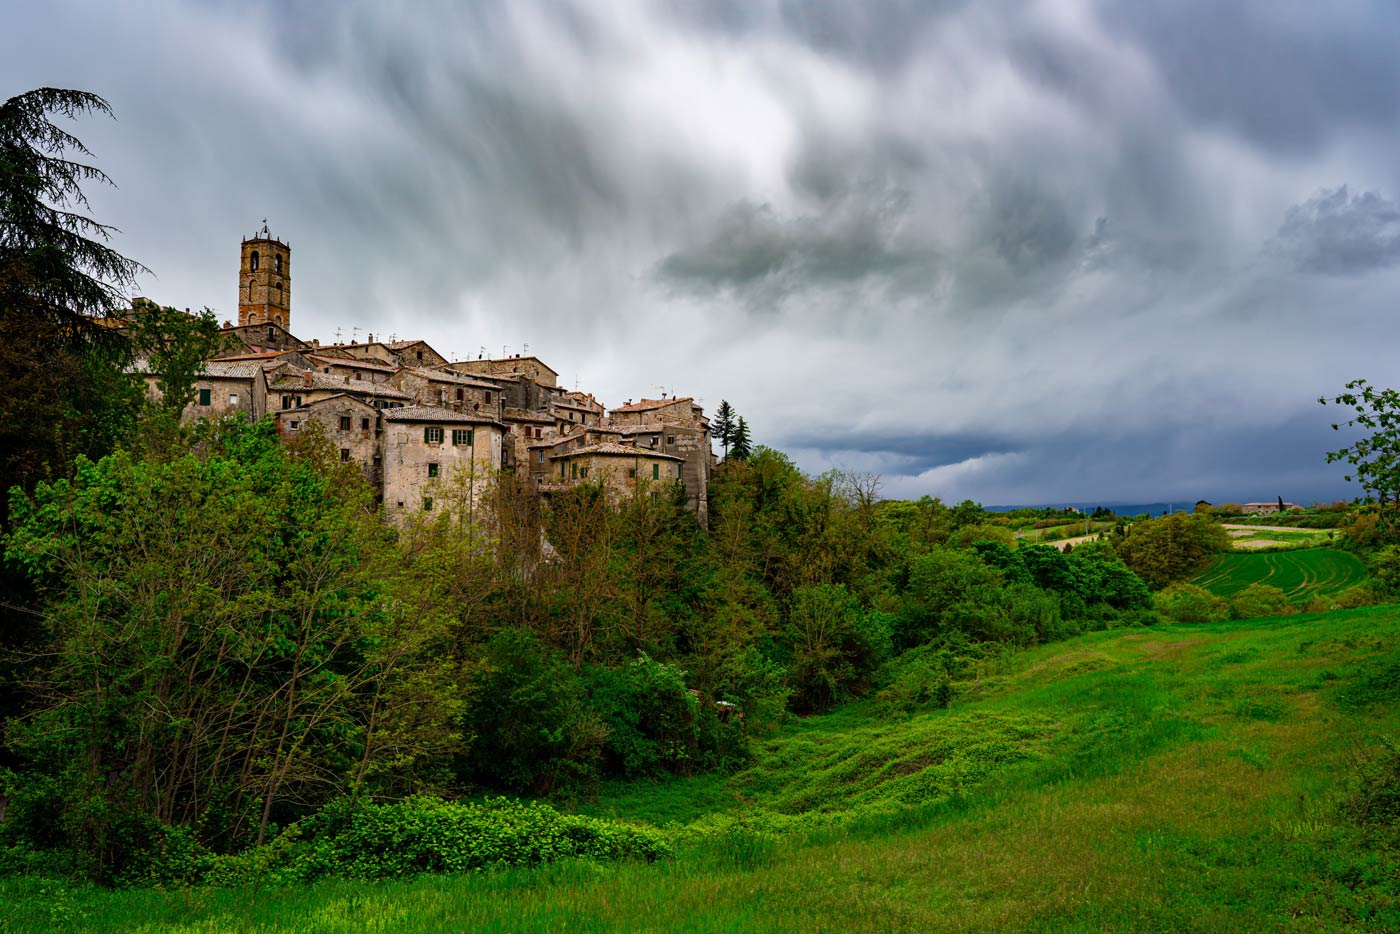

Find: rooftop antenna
<box><xmin>334</xmin><ymin>327</ymin><xmax>343</xmax><ymax>342</ymax></box>
<box><xmin>389</xmin><ymin>332</ymin><xmax>398</xmax><ymax>344</ymax></box>
<box><xmin>352</xmin><ymin>326</ymin><xmax>361</xmax><ymax>341</ymax></box>
<box><xmin>479</xmin><ymin>345</ymin><xmax>486</xmax><ymax>360</ymax></box>
<box><xmin>523</xmin><ymin>342</ymin><xmax>529</xmax><ymax>356</ymax></box>
<box><xmin>502</xmin><ymin>344</ymin><xmax>507</xmax><ymax>359</ymax></box>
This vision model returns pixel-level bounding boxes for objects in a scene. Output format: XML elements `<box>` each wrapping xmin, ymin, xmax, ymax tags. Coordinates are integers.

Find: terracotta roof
<box><xmin>609</xmin><ymin>397</ymin><xmax>693</xmax><ymax>414</ymax></box>
<box><xmin>211</xmin><ymin>350</ymin><xmax>288</xmax><ymax>361</ymax></box>
<box><xmin>451</xmin><ymin>356</ymin><xmax>559</xmax><ymax>377</ymax></box>
<box><xmin>554</xmin><ymin>442</ymin><xmax>683</xmax><ymax>461</ymax></box>
<box><xmin>381</xmin><ymin>405</ymin><xmax>503</xmax><ymax>426</ymax></box>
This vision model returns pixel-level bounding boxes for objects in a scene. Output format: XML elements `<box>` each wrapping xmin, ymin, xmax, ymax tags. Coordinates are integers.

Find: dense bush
<box><xmin>587</xmin><ymin>654</ymin><xmax>700</xmax><ymax>778</ymax></box>
<box><xmin>1156</xmin><ymin>583</ymin><xmax>1230</xmax><ymax>623</ymax></box>
<box><xmin>1116</xmin><ymin>514</ymin><xmax>1233</xmax><ymax>589</ymax></box>
<box><xmin>1229</xmin><ymin>583</ymin><xmax>1294</xmax><ymax>619</ymax></box>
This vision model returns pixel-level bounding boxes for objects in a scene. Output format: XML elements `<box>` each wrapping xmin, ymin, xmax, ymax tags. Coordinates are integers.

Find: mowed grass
<box><xmin>7</xmin><ymin>607</ymin><xmax>1400</xmax><ymax>932</ymax></box>
<box><xmin>1193</xmin><ymin>548</ymin><xmax>1367</xmax><ymax>599</ymax></box>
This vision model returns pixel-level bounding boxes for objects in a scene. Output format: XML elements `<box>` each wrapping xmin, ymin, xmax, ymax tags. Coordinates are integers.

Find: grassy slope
<box><xmin>1192</xmin><ymin>549</ymin><xmax>1367</xmax><ymax>599</ymax></box>
<box><xmin>7</xmin><ymin>607</ymin><xmax>1400</xmax><ymax>932</ymax></box>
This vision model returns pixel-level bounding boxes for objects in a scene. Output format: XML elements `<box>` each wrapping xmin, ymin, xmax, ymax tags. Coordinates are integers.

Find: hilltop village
<box><xmin>135</xmin><ymin>230</ymin><xmax>717</xmax><ymax>523</ymax></box>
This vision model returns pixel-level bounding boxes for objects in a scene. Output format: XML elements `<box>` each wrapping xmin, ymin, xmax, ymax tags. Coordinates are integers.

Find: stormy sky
<box><xmin>6</xmin><ymin>0</ymin><xmax>1397</xmax><ymax>506</ymax></box>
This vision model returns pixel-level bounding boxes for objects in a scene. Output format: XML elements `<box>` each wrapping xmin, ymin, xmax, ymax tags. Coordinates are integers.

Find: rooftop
<box><xmin>609</xmin><ymin>396</ymin><xmax>694</xmax><ymax>414</ymax></box>
<box><xmin>554</xmin><ymin>442</ymin><xmax>683</xmax><ymax>461</ymax></box>
<box><xmin>381</xmin><ymin>405</ymin><xmax>503</xmax><ymax>426</ymax></box>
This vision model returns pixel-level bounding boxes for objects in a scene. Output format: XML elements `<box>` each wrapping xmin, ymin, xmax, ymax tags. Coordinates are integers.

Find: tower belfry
<box><xmin>238</xmin><ymin>223</ymin><xmax>291</xmax><ymax>329</ymax></box>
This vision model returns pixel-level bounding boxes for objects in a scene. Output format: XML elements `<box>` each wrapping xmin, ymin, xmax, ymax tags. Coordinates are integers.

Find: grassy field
<box><xmin>6</xmin><ymin>607</ymin><xmax>1400</xmax><ymax>932</ymax></box>
<box><xmin>1192</xmin><ymin>548</ymin><xmax>1367</xmax><ymax>599</ymax></box>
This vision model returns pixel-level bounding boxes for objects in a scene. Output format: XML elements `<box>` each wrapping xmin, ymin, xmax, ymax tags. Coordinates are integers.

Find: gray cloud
<box><xmin>5</xmin><ymin>0</ymin><xmax>1397</xmax><ymax>504</ymax></box>
<box><xmin>1272</xmin><ymin>187</ymin><xmax>1400</xmax><ymax>275</ymax></box>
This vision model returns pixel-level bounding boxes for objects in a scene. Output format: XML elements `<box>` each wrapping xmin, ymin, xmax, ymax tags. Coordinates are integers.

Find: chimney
<box><xmin>302</xmin><ymin>371</ymin><xmax>313</xmax><ymax>388</ymax></box>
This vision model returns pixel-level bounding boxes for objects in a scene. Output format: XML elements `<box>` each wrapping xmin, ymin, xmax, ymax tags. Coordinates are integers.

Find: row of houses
<box><xmin>135</xmin><ymin>232</ymin><xmax>717</xmax><ymax>522</ymax></box>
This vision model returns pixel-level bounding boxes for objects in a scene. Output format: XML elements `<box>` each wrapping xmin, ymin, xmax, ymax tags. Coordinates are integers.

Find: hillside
<box><xmin>1193</xmin><ymin>549</ymin><xmax>1367</xmax><ymax>600</ymax></box>
<box><xmin>8</xmin><ymin>606</ymin><xmax>1400</xmax><ymax>932</ymax></box>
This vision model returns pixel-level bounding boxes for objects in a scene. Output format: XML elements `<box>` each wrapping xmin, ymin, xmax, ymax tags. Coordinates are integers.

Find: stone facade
<box><xmin>448</xmin><ymin>355</ymin><xmax>559</xmax><ymax>388</ymax></box>
<box><xmin>380</xmin><ymin>407</ymin><xmax>504</xmax><ymax>515</ymax></box>
<box><xmin>237</xmin><ymin>230</ymin><xmax>291</xmax><ymax>330</ymax></box>
<box><xmin>544</xmin><ymin>442</ymin><xmax>685</xmax><ymax>499</ymax></box>
<box><xmin>276</xmin><ymin>394</ymin><xmax>383</xmax><ymax>485</ymax></box>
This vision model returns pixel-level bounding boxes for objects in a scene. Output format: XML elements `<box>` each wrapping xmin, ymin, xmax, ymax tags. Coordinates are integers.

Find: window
<box><xmin>248</xmin><ymin>280</ymin><xmax>255</xmax><ymax>299</ymax></box>
<box><xmin>676</xmin><ymin>464</ymin><xmax>682</xmax><ymax>477</ymax></box>
<box><xmin>569</xmin><ymin>412</ymin><xmax>575</xmax><ymax>422</ymax></box>
<box><xmin>560</xmin><ymin>461</ymin><xmax>566</xmax><ymax>479</ymax></box>
<box><xmin>361</xmin><ymin>418</ymin><xmax>370</xmax><ymax>431</ymax></box>
<box><xmin>424</xmin><ymin>426</ymin><xmax>444</xmax><ymax>443</ymax></box>
<box><xmin>229</xmin><ymin>392</ymin><xmax>239</xmax><ymax>405</ymax></box>
<box><xmin>652</xmin><ymin>463</ymin><xmax>659</xmax><ymax>480</ymax></box>
<box><xmin>667</xmin><ymin>436</ymin><xmax>675</xmax><ymax>445</ymax></box>
<box><xmin>628</xmin><ymin>467</ymin><xmax>637</xmax><ymax>479</ymax></box>
<box><xmin>452</xmin><ymin>428</ymin><xmax>473</xmax><ymax>446</ymax></box>
<box><xmin>290</xmin><ymin>420</ymin><xmax>300</xmax><ymax>431</ymax></box>
<box><xmin>282</xmin><ymin>395</ymin><xmax>292</xmax><ymax>410</ymax></box>
<box><xmin>340</xmin><ymin>448</ymin><xmax>350</xmax><ymax>463</ymax></box>
<box><xmin>198</xmin><ymin>388</ymin><xmax>211</xmax><ymax>406</ymax></box>
<box><xmin>537</xmin><ymin>451</ymin><xmax>545</xmax><ymax>464</ymax></box>
<box><xmin>275</xmin><ymin>254</ymin><xmax>283</xmax><ymax>274</ymax></box>
<box><xmin>580</xmin><ymin>467</ymin><xmax>588</xmax><ymax>478</ymax></box>
<box><xmin>250</xmin><ymin>250</ymin><xmax>259</xmax><ymax>271</ymax></box>
<box><xmin>356</xmin><ymin>372</ymin><xmax>363</xmax><ymax>381</ymax></box>
<box><xmin>535</xmin><ymin>427</ymin><xmax>542</xmax><ymax>439</ymax></box>
<box><xmin>423</xmin><ymin>497</ymin><xmax>433</xmax><ymax>511</ymax></box>
<box><xmin>416</xmin><ymin>351</ymin><xmax>423</xmax><ymax>362</ymax></box>
<box><xmin>485</xmin><ymin>391</ymin><xmax>493</xmax><ymax>404</ymax></box>
<box><xmin>268</xmin><ymin>328</ymin><xmax>275</xmax><ymax>341</ymax></box>
<box><xmin>339</xmin><ymin>416</ymin><xmax>351</xmax><ymax>431</ymax></box>
<box><xmin>571</xmin><ymin>462</ymin><xmax>578</xmax><ymax>479</ymax></box>
<box><xmin>427</xmin><ymin>463</ymin><xmax>439</xmax><ymax>478</ymax></box>
<box><xmin>456</xmin><ymin>387</ymin><xmax>464</xmax><ymax>402</ymax></box>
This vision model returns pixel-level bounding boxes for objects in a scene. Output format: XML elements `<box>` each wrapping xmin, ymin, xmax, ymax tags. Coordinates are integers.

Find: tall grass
<box><xmin>6</xmin><ymin>606</ymin><xmax>1400</xmax><ymax>932</ymax></box>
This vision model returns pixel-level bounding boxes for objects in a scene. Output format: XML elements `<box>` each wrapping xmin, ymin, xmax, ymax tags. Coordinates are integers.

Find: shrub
<box><xmin>1341</xmin><ymin>736</ymin><xmax>1400</xmax><ymax>844</ymax></box>
<box><xmin>586</xmin><ymin>654</ymin><xmax>700</xmax><ymax>779</ymax></box>
<box><xmin>1229</xmin><ymin>583</ymin><xmax>1294</xmax><ymax>619</ymax></box>
<box><xmin>1156</xmin><ymin>583</ymin><xmax>1230</xmax><ymax>623</ymax></box>
<box><xmin>212</xmin><ymin>797</ymin><xmax>671</xmax><ymax>884</ymax></box>
<box><xmin>783</xmin><ymin>584</ymin><xmax>891</xmax><ymax>712</ymax></box>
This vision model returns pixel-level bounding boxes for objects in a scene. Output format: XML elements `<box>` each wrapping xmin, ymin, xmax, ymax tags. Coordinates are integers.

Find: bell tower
<box><xmin>238</xmin><ymin>223</ymin><xmax>291</xmax><ymax>330</ymax></box>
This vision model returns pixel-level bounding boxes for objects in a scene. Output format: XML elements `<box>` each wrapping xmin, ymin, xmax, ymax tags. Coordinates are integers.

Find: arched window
<box><xmin>248</xmin><ymin>279</ymin><xmax>255</xmax><ymax>300</ymax></box>
<box><xmin>275</xmin><ymin>254</ymin><xmax>283</xmax><ymax>274</ymax></box>
<box><xmin>250</xmin><ymin>250</ymin><xmax>260</xmax><ymax>271</ymax></box>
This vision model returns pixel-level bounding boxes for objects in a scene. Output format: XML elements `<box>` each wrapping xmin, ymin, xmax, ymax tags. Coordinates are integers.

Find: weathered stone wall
<box><xmin>237</xmin><ymin>237</ymin><xmax>291</xmax><ymax>329</ymax></box>
<box><xmin>382</xmin><ymin>420</ymin><xmax>502</xmax><ymax>515</ymax></box>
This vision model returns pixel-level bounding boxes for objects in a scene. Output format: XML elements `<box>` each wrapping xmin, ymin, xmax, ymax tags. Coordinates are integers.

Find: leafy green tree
<box><xmin>1</xmin><ymin>88</ymin><xmax>147</xmax><ymax>506</ymax></box>
<box><xmin>1114</xmin><ymin>513</ymin><xmax>1232</xmax><ymax>589</ymax></box>
<box><xmin>783</xmin><ymin>583</ymin><xmax>890</xmax><ymax>712</ymax></box>
<box><xmin>713</xmin><ymin>399</ymin><xmax>736</xmax><ymax>458</ymax></box>
<box><xmin>127</xmin><ymin>299</ymin><xmax>223</xmax><ymax>417</ymax></box>
<box><xmin>729</xmin><ymin>416</ymin><xmax>752</xmax><ymax>461</ymax></box>
<box><xmin>1321</xmin><ymin>379</ymin><xmax>1400</xmax><ymax>534</ymax></box>
<box><xmin>3</xmin><ymin>421</ymin><xmax>455</xmax><ymax>876</ymax></box>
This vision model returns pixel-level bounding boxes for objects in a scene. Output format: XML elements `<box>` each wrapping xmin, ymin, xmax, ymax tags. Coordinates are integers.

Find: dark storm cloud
<box><xmin>5</xmin><ymin>0</ymin><xmax>1398</xmax><ymax>504</ymax></box>
<box><xmin>656</xmin><ymin>193</ymin><xmax>934</xmax><ymax>298</ymax></box>
<box><xmin>1272</xmin><ymin>187</ymin><xmax>1400</xmax><ymax>276</ymax></box>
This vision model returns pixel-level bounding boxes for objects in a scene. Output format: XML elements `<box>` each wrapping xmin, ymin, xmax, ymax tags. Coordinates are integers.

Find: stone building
<box><xmin>237</xmin><ymin>226</ymin><xmax>291</xmax><ymax>329</ymax></box>
<box><xmin>543</xmin><ymin>442</ymin><xmax>685</xmax><ymax>499</ymax></box>
<box><xmin>394</xmin><ymin>367</ymin><xmax>503</xmax><ymax>413</ymax></box>
<box><xmin>275</xmin><ymin>394</ymin><xmax>383</xmax><ymax>485</ymax></box>
<box><xmin>268</xmin><ymin>370</ymin><xmax>414</xmax><ymax>412</ymax></box>
<box><xmin>380</xmin><ymin>406</ymin><xmax>505</xmax><ymax>514</ymax></box>
<box><xmin>449</xmin><ymin>355</ymin><xmax>559</xmax><ymax>387</ymax></box>
<box><xmin>139</xmin><ymin>360</ymin><xmax>268</xmax><ymax>423</ymax></box>
<box><xmin>216</xmin><ymin>322</ymin><xmax>310</xmax><ymax>357</ymax></box>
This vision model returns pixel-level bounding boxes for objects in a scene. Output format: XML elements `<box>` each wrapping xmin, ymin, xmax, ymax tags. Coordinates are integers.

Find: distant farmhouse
<box><xmin>135</xmin><ymin>230</ymin><xmax>717</xmax><ymax>523</ymax></box>
<box><xmin>1240</xmin><ymin>502</ymin><xmax>1302</xmax><ymax>515</ymax></box>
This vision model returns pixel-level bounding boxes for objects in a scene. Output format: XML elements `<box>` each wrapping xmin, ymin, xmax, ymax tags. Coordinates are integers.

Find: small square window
<box><xmin>198</xmin><ymin>388</ymin><xmax>211</xmax><ymax>406</ymax></box>
<box><xmin>361</xmin><ymin>418</ymin><xmax>370</xmax><ymax>430</ymax></box>
<box><xmin>580</xmin><ymin>467</ymin><xmax>588</xmax><ymax>478</ymax></box>
<box><xmin>290</xmin><ymin>420</ymin><xmax>300</xmax><ymax>431</ymax></box>
<box><xmin>340</xmin><ymin>448</ymin><xmax>350</xmax><ymax>462</ymax></box>
<box><xmin>423</xmin><ymin>497</ymin><xmax>433</xmax><ymax>511</ymax></box>
<box><xmin>667</xmin><ymin>436</ymin><xmax>675</xmax><ymax>445</ymax></box>
<box><xmin>229</xmin><ymin>392</ymin><xmax>239</xmax><ymax>405</ymax></box>
<box><xmin>485</xmin><ymin>391</ymin><xmax>493</xmax><ymax>404</ymax></box>
<box><xmin>339</xmin><ymin>416</ymin><xmax>351</xmax><ymax>431</ymax></box>
<box><xmin>628</xmin><ymin>468</ymin><xmax>637</xmax><ymax>479</ymax></box>
<box><xmin>427</xmin><ymin>463</ymin><xmax>439</xmax><ymax>478</ymax></box>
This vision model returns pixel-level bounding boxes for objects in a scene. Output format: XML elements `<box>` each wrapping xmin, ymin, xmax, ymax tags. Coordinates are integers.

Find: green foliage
<box><xmin>783</xmin><ymin>584</ymin><xmax>890</xmax><ymax>712</ymax></box>
<box><xmin>1155</xmin><ymin>583</ymin><xmax>1230</xmax><ymax>623</ymax></box>
<box><xmin>586</xmin><ymin>654</ymin><xmax>700</xmax><ymax>778</ymax></box>
<box><xmin>1116</xmin><ymin>513</ymin><xmax>1234</xmax><ymax>589</ymax></box>
<box><xmin>1229</xmin><ymin>583</ymin><xmax>1294</xmax><ymax>619</ymax></box>
<box><xmin>1321</xmin><ymin>379</ymin><xmax>1400</xmax><ymax>512</ymax></box>
<box><xmin>219</xmin><ymin>797</ymin><xmax>670</xmax><ymax>884</ymax></box>
<box><xmin>1341</xmin><ymin>736</ymin><xmax>1400</xmax><ymax>844</ymax></box>
<box><xmin>126</xmin><ymin>299</ymin><xmax>223</xmax><ymax>417</ymax></box>
<box><xmin>461</xmin><ymin>629</ymin><xmax>602</xmax><ymax>795</ymax></box>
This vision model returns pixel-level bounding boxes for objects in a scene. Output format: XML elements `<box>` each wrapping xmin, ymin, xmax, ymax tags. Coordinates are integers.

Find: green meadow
<box><xmin>1192</xmin><ymin>549</ymin><xmax>1368</xmax><ymax>599</ymax></box>
<box><xmin>7</xmin><ymin>605</ymin><xmax>1400</xmax><ymax>933</ymax></box>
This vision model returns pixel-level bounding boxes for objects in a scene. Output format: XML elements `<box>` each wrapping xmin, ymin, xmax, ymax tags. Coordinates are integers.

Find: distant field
<box><xmin>1192</xmin><ymin>548</ymin><xmax>1367</xmax><ymax>599</ymax></box>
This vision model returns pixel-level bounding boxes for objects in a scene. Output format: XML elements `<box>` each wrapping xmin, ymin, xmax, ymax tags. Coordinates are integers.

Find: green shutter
<box><xmin>652</xmin><ymin>463</ymin><xmax>659</xmax><ymax>479</ymax></box>
<box><xmin>423</xmin><ymin>426</ymin><xmax>431</xmax><ymax>443</ymax></box>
